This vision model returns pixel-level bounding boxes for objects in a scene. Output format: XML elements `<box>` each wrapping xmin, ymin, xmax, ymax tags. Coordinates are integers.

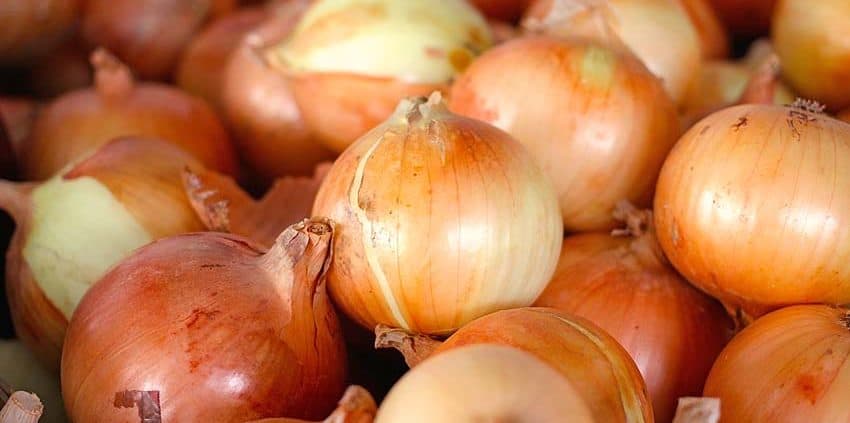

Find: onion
<box><xmin>27</xmin><ymin>37</ymin><xmax>93</xmax><ymax>98</ymax></box>
<box><xmin>313</xmin><ymin>93</ymin><xmax>563</xmax><ymax>334</ymax></box>
<box><xmin>772</xmin><ymin>0</ymin><xmax>850</xmax><ymax>111</ymax></box>
<box><xmin>376</xmin><ymin>307</ymin><xmax>654</xmax><ymax>422</ymax></box>
<box><xmin>246</xmin><ymin>386</ymin><xmax>376</xmax><ymax>423</ymax></box>
<box><xmin>469</xmin><ymin>0</ymin><xmax>534</xmax><ymax>22</ymax></box>
<box><xmin>0</xmin><ymin>138</ymin><xmax>208</xmax><ymax>369</ymax></box>
<box><xmin>703</xmin><ymin>305</ymin><xmax>850</xmax><ymax>422</ymax></box>
<box><xmin>221</xmin><ymin>1</ymin><xmax>335</xmax><ymax>182</ymax></box>
<box><xmin>654</xmin><ymin>101</ymin><xmax>850</xmax><ymax>319</ymax></box>
<box><xmin>534</xmin><ymin>203</ymin><xmax>734</xmax><ymax>422</ymax></box>
<box><xmin>676</xmin><ymin>0</ymin><xmax>728</xmax><ymax>58</ymax></box>
<box><xmin>266</xmin><ymin>0</ymin><xmax>493</xmax><ymax>152</ymax></box>
<box><xmin>709</xmin><ymin>0</ymin><xmax>776</xmax><ymax>38</ymax></box>
<box><xmin>177</xmin><ymin>7</ymin><xmax>268</xmax><ymax>112</ymax></box>
<box><xmin>0</xmin><ymin>340</ymin><xmax>64</xmax><ymax>423</ymax></box>
<box><xmin>61</xmin><ymin>218</ymin><xmax>347</xmax><ymax>422</ymax></box>
<box><xmin>449</xmin><ymin>34</ymin><xmax>679</xmax><ymax>231</ymax></box>
<box><xmin>81</xmin><ymin>0</ymin><xmax>237</xmax><ymax>80</ymax></box>
<box><xmin>523</xmin><ymin>0</ymin><xmax>702</xmax><ymax>104</ymax></box>
<box><xmin>0</xmin><ymin>0</ymin><xmax>81</xmax><ymax>66</ymax></box>
<box><xmin>20</xmin><ymin>49</ymin><xmax>238</xmax><ymax>181</ymax></box>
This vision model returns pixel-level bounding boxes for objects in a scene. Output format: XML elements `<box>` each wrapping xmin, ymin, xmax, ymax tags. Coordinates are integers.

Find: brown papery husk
<box><xmin>61</xmin><ymin>218</ymin><xmax>347</xmax><ymax>422</ymax></box>
<box><xmin>246</xmin><ymin>386</ymin><xmax>376</xmax><ymax>423</ymax></box>
<box><xmin>0</xmin><ymin>391</ymin><xmax>43</xmax><ymax>423</ymax></box>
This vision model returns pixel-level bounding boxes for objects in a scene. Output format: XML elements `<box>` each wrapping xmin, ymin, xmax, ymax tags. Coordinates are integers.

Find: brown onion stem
<box><xmin>0</xmin><ymin>392</ymin><xmax>43</xmax><ymax>423</ymax></box>
<box><xmin>738</xmin><ymin>54</ymin><xmax>780</xmax><ymax>105</ymax></box>
<box><xmin>373</xmin><ymin>325</ymin><xmax>442</xmax><ymax>368</ymax></box>
<box><xmin>611</xmin><ymin>201</ymin><xmax>670</xmax><ymax>269</ymax></box>
<box><xmin>91</xmin><ymin>48</ymin><xmax>135</xmax><ymax>101</ymax></box>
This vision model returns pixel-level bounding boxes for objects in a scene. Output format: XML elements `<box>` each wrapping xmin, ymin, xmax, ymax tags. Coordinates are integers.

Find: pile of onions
<box><xmin>449</xmin><ymin>34</ymin><xmax>679</xmax><ymax>231</ymax></box>
<box><xmin>654</xmin><ymin>102</ymin><xmax>850</xmax><ymax>319</ymax></box>
<box><xmin>313</xmin><ymin>94</ymin><xmax>563</xmax><ymax>335</ymax></box>
<box><xmin>221</xmin><ymin>0</ymin><xmax>334</xmax><ymax>181</ymax></box>
<box><xmin>677</xmin><ymin>0</ymin><xmax>729</xmax><ymax>59</ymax></box>
<box><xmin>704</xmin><ymin>305</ymin><xmax>850</xmax><ymax>421</ymax></box>
<box><xmin>81</xmin><ymin>0</ymin><xmax>236</xmax><ymax>80</ymax></box>
<box><xmin>772</xmin><ymin>0</ymin><xmax>850</xmax><ymax>111</ymax></box>
<box><xmin>523</xmin><ymin>0</ymin><xmax>702</xmax><ymax>105</ymax></box>
<box><xmin>0</xmin><ymin>138</ymin><xmax>208</xmax><ymax>369</ymax></box>
<box><xmin>0</xmin><ymin>0</ymin><xmax>81</xmax><ymax>66</ymax></box>
<box><xmin>61</xmin><ymin>219</ymin><xmax>347</xmax><ymax>422</ymax></box>
<box><xmin>376</xmin><ymin>307</ymin><xmax>654</xmax><ymax>422</ymax></box>
<box><xmin>709</xmin><ymin>0</ymin><xmax>776</xmax><ymax>38</ymax></box>
<box><xmin>20</xmin><ymin>49</ymin><xmax>238</xmax><ymax>181</ymax></box>
<box><xmin>469</xmin><ymin>0</ymin><xmax>534</xmax><ymax>22</ymax></box>
<box><xmin>534</xmin><ymin>203</ymin><xmax>734</xmax><ymax>422</ymax></box>
<box><xmin>265</xmin><ymin>0</ymin><xmax>493</xmax><ymax>152</ymax></box>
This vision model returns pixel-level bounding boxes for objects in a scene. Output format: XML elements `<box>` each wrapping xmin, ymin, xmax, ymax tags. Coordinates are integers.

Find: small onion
<box><xmin>772</xmin><ymin>0</ymin><xmax>850</xmax><ymax>111</ymax></box>
<box><xmin>709</xmin><ymin>0</ymin><xmax>776</xmax><ymax>38</ymax></box>
<box><xmin>677</xmin><ymin>0</ymin><xmax>729</xmax><ymax>59</ymax></box>
<box><xmin>654</xmin><ymin>102</ymin><xmax>850</xmax><ymax>319</ymax></box>
<box><xmin>0</xmin><ymin>0</ymin><xmax>81</xmax><ymax>66</ymax></box>
<box><xmin>534</xmin><ymin>203</ymin><xmax>734</xmax><ymax>423</ymax></box>
<box><xmin>20</xmin><ymin>49</ymin><xmax>238</xmax><ymax>181</ymax></box>
<box><xmin>469</xmin><ymin>0</ymin><xmax>534</xmax><ymax>22</ymax></box>
<box><xmin>704</xmin><ymin>305</ymin><xmax>850</xmax><ymax>422</ymax></box>
<box><xmin>266</xmin><ymin>0</ymin><xmax>493</xmax><ymax>152</ymax></box>
<box><xmin>449</xmin><ymin>35</ymin><xmax>679</xmax><ymax>231</ymax></box>
<box><xmin>313</xmin><ymin>94</ymin><xmax>563</xmax><ymax>334</ymax></box>
<box><xmin>0</xmin><ymin>138</ymin><xmax>208</xmax><ymax>369</ymax></box>
<box><xmin>61</xmin><ymin>219</ymin><xmax>347</xmax><ymax>422</ymax></box>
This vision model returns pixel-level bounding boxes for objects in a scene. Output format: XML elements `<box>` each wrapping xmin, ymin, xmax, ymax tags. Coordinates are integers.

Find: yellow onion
<box><xmin>0</xmin><ymin>340</ymin><xmax>64</xmax><ymax>423</ymax></box>
<box><xmin>313</xmin><ymin>94</ymin><xmax>562</xmax><ymax>334</ymax></box>
<box><xmin>677</xmin><ymin>0</ymin><xmax>729</xmax><ymax>59</ymax></box>
<box><xmin>704</xmin><ymin>305</ymin><xmax>850</xmax><ymax>422</ymax></box>
<box><xmin>20</xmin><ymin>49</ymin><xmax>238</xmax><ymax>181</ymax></box>
<box><xmin>266</xmin><ymin>0</ymin><xmax>493</xmax><ymax>152</ymax></box>
<box><xmin>709</xmin><ymin>0</ymin><xmax>776</xmax><ymax>38</ymax></box>
<box><xmin>246</xmin><ymin>386</ymin><xmax>376</xmax><ymax>423</ymax></box>
<box><xmin>655</xmin><ymin>102</ymin><xmax>850</xmax><ymax>319</ymax></box>
<box><xmin>0</xmin><ymin>138</ymin><xmax>208</xmax><ymax>369</ymax></box>
<box><xmin>450</xmin><ymin>35</ymin><xmax>679</xmax><ymax>231</ymax></box>
<box><xmin>0</xmin><ymin>0</ymin><xmax>81</xmax><ymax>66</ymax></box>
<box><xmin>772</xmin><ymin>0</ymin><xmax>850</xmax><ymax>111</ymax></box>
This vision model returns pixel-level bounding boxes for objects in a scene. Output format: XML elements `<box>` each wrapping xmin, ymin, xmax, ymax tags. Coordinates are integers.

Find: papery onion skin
<box><xmin>654</xmin><ymin>104</ymin><xmax>850</xmax><ymax>318</ymax></box>
<box><xmin>21</xmin><ymin>50</ymin><xmax>239</xmax><ymax>181</ymax></box>
<box><xmin>534</xmin><ymin>211</ymin><xmax>734</xmax><ymax>423</ymax></box>
<box><xmin>377</xmin><ymin>345</ymin><xmax>596</xmax><ymax>423</ymax></box>
<box><xmin>772</xmin><ymin>0</ymin><xmax>850</xmax><ymax>111</ymax></box>
<box><xmin>450</xmin><ymin>35</ymin><xmax>679</xmax><ymax>231</ymax></box>
<box><xmin>0</xmin><ymin>0</ymin><xmax>81</xmax><ymax>65</ymax></box>
<box><xmin>703</xmin><ymin>305</ymin><xmax>850</xmax><ymax>422</ymax></box>
<box><xmin>313</xmin><ymin>94</ymin><xmax>562</xmax><ymax>335</ymax></box>
<box><xmin>677</xmin><ymin>0</ymin><xmax>729</xmax><ymax>59</ymax></box>
<box><xmin>469</xmin><ymin>0</ymin><xmax>534</xmax><ymax>22</ymax></box>
<box><xmin>709</xmin><ymin>0</ymin><xmax>776</xmax><ymax>38</ymax></box>
<box><xmin>61</xmin><ymin>220</ymin><xmax>347</xmax><ymax>422</ymax></box>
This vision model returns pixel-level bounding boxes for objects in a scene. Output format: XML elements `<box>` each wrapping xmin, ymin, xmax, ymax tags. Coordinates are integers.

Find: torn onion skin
<box><xmin>534</xmin><ymin>204</ymin><xmax>734</xmax><ymax>423</ymax></box>
<box><xmin>246</xmin><ymin>386</ymin><xmax>376</xmax><ymax>423</ymax></box>
<box><xmin>654</xmin><ymin>102</ymin><xmax>850</xmax><ymax>319</ymax></box>
<box><xmin>0</xmin><ymin>0</ymin><xmax>81</xmax><ymax>66</ymax></box>
<box><xmin>313</xmin><ymin>94</ymin><xmax>563</xmax><ymax>335</ymax></box>
<box><xmin>450</xmin><ymin>34</ymin><xmax>679</xmax><ymax>231</ymax></box>
<box><xmin>704</xmin><ymin>305</ymin><xmax>850</xmax><ymax>422</ymax></box>
<box><xmin>61</xmin><ymin>219</ymin><xmax>347</xmax><ymax>422</ymax></box>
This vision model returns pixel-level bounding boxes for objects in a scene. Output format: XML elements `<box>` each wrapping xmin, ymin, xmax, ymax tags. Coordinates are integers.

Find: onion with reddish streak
<box><xmin>704</xmin><ymin>305</ymin><xmax>850</xmax><ymax>422</ymax></box>
<box><xmin>450</xmin><ymin>35</ymin><xmax>679</xmax><ymax>231</ymax></box>
<box><xmin>534</xmin><ymin>204</ymin><xmax>734</xmax><ymax>423</ymax></box>
<box><xmin>654</xmin><ymin>102</ymin><xmax>850</xmax><ymax>319</ymax></box>
<box><xmin>21</xmin><ymin>49</ymin><xmax>238</xmax><ymax>181</ymax></box>
<box><xmin>0</xmin><ymin>0</ymin><xmax>81</xmax><ymax>65</ymax></box>
<box><xmin>61</xmin><ymin>219</ymin><xmax>347</xmax><ymax>422</ymax></box>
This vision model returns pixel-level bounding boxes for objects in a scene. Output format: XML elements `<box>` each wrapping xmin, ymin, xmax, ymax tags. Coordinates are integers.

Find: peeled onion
<box><xmin>0</xmin><ymin>138</ymin><xmax>207</xmax><ymax>369</ymax></box>
<box><xmin>0</xmin><ymin>0</ymin><xmax>81</xmax><ymax>66</ymax></box>
<box><xmin>654</xmin><ymin>102</ymin><xmax>850</xmax><ymax>319</ymax></box>
<box><xmin>450</xmin><ymin>34</ymin><xmax>679</xmax><ymax>231</ymax></box>
<box><xmin>704</xmin><ymin>305</ymin><xmax>850</xmax><ymax>422</ymax></box>
<box><xmin>62</xmin><ymin>219</ymin><xmax>347</xmax><ymax>422</ymax></box>
<box><xmin>534</xmin><ymin>204</ymin><xmax>734</xmax><ymax>422</ymax></box>
<box><xmin>21</xmin><ymin>49</ymin><xmax>238</xmax><ymax>181</ymax></box>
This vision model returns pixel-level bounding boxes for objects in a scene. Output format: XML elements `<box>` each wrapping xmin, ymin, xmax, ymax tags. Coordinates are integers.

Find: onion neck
<box><xmin>259</xmin><ymin>218</ymin><xmax>334</xmax><ymax>306</ymax></box>
<box><xmin>611</xmin><ymin>201</ymin><xmax>670</xmax><ymax>271</ymax></box>
<box><xmin>521</xmin><ymin>0</ymin><xmax>631</xmax><ymax>55</ymax></box>
<box><xmin>374</xmin><ymin>325</ymin><xmax>443</xmax><ymax>368</ymax></box>
<box><xmin>91</xmin><ymin>49</ymin><xmax>135</xmax><ymax>102</ymax></box>
<box><xmin>737</xmin><ymin>54</ymin><xmax>780</xmax><ymax>105</ymax></box>
<box><xmin>0</xmin><ymin>392</ymin><xmax>43</xmax><ymax>423</ymax></box>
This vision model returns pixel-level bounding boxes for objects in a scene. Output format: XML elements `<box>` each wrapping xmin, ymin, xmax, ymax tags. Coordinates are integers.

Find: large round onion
<box><xmin>772</xmin><ymin>0</ymin><xmax>850</xmax><ymax>111</ymax></box>
<box><xmin>655</xmin><ymin>103</ymin><xmax>850</xmax><ymax>319</ymax></box>
<box><xmin>313</xmin><ymin>94</ymin><xmax>562</xmax><ymax>335</ymax></box>
<box><xmin>0</xmin><ymin>0</ymin><xmax>81</xmax><ymax>65</ymax></box>
<box><xmin>62</xmin><ymin>219</ymin><xmax>347</xmax><ymax>422</ymax></box>
<box><xmin>450</xmin><ymin>35</ymin><xmax>679</xmax><ymax>231</ymax></box>
<box><xmin>704</xmin><ymin>305</ymin><xmax>850</xmax><ymax>422</ymax></box>
<box><xmin>20</xmin><ymin>49</ymin><xmax>238</xmax><ymax>180</ymax></box>
<box><xmin>535</xmin><ymin>204</ymin><xmax>734</xmax><ymax>422</ymax></box>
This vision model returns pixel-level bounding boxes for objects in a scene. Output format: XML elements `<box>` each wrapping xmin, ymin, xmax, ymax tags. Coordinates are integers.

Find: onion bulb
<box><xmin>523</xmin><ymin>0</ymin><xmax>702</xmax><ymax>104</ymax></box>
<box><xmin>313</xmin><ymin>93</ymin><xmax>563</xmax><ymax>334</ymax></box>
<box><xmin>534</xmin><ymin>203</ymin><xmax>734</xmax><ymax>422</ymax></box>
<box><xmin>0</xmin><ymin>340</ymin><xmax>64</xmax><ymax>423</ymax></box>
<box><xmin>0</xmin><ymin>0</ymin><xmax>81</xmax><ymax>66</ymax></box>
<box><xmin>376</xmin><ymin>307</ymin><xmax>654</xmax><ymax>422</ymax></box>
<box><xmin>265</xmin><ymin>0</ymin><xmax>492</xmax><ymax>152</ymax></box>
<box><xmin>61</xmin><ymin>219</ymin><xmax>347</xmax><ymax>422</ymax></box>
<box><xmin>449</xmin><ymin>34</ymin><xmax>679</xmax><ymax>231</ymax></box>
<box><xmin>20</xmin><ymin>49</ymin><xmax>238</xmax><ymax>181</ymax></box>
<box><xmin>655</xmin><ymin>101</ymin><xmax>850</xmax><ymax>319</ymax></box>
<box><xmin>676</xmin><ymin>0</ymin><xmax>729</xmax><ymax>59</ymax></box>
<box><xmin>221</xmin><ymin>1</ymin><xmax>334</xmax><ymax>182</ymax></box>
<box><xmin>246</xmin><ymin>386</ymin><xmax>376</xmax><ymax>423</ymax></box>
<box><xmin>709</xmin><ymin>0</ymin><xmax>776</xmax><ymax>38</ymax></box>
<box><xmin>0</xmin><ymin>138</ymin><xmax>208</xmax><ymax>369</ymax></box>
<box><xmin>772</xmin><ymin>0</ymin><xmax>850</xmax><ymax>111</ymax></box>
<box><xmin>469</xmin><ymin>0</ymin><xmax>534</xmax><ymax>22</ymax></box>
<box><xmin>704</xmin><ymin>305</ymin><xmax>850</xmax><ymax>422</ymax></box>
